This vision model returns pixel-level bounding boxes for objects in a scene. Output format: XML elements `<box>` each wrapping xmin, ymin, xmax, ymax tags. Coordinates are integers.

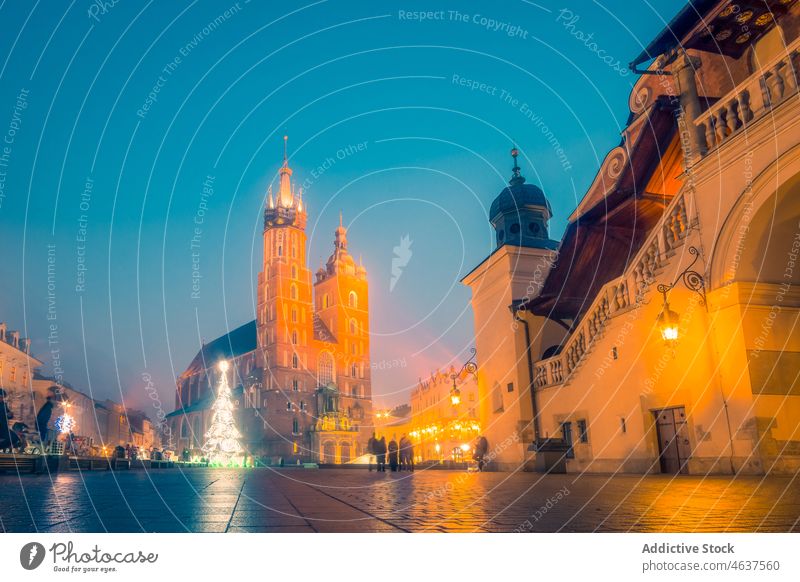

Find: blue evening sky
<box><xmin>0</xmin><ymin>0</ymin><xmax>683</xmax><ymax>412</ymax></box>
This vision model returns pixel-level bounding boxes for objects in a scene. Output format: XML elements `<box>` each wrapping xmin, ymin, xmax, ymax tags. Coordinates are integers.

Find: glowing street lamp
<box><xmin>450</xmin><ymin>348</ymin><xmax>478</xmax><ymax>407</ymax></box>
<box><xmin>655</xmin><ymin>246</ymin><xmax>706</xmax><ymax>345</ymax></box>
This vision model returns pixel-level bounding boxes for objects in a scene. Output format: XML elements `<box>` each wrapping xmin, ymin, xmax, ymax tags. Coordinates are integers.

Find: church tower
<box><xmin>314</xmin><ymin>214</ymin><xmax>372</xmax><ymax>426</ymax></box>
<box><xmin>256</xmin><ymin>137</ymin><xmax>316</xmax><ymax>454</ymax></box>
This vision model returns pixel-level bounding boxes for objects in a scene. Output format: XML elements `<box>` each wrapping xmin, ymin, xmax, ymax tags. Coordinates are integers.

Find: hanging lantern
<box><xmin>657</xmin><ymin>299</ymin><xmax>680</xmax><ymax>343</ymax></box>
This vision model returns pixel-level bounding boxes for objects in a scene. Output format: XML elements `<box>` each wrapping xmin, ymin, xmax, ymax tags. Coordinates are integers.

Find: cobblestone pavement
<box><xmin>0</xmin><ymin>468</ymin><xmax>798</xmax><ymax>533</ymax></box>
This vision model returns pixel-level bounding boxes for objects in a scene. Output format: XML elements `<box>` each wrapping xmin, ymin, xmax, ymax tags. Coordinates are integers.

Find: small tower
<box><xmin>489</xmin><ymin>147</ymin><xmax>557</xmax><ymax>250</ymax></box>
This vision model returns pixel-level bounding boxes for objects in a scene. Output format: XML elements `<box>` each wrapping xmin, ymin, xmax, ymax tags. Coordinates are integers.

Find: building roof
<box><xmin>183</xmin><ymin>320</ymin><xmax>258</xmax><ymax>376</ymax></box>
<box><xmin>521</xmin><ymin>100</ymin><xmax>679</xmax><ymax>321</ymax></box>
<box><xmin>630</xmin><ymin>0</ymin><xmax>789</xmax><ymax>69</ymax></box>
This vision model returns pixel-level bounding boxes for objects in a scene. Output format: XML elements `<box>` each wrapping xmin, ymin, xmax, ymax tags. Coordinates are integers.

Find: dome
<box><xmin>490</xmin><ymin>177</ymin><xmax>551</xmax><ymax>220</ymax></box>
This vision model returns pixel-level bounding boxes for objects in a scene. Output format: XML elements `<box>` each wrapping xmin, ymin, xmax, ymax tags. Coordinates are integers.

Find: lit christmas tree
<box><xmin>202</xmin><ymin>360</ymin><xmax>245</xmax><ymax>466</ymax></box>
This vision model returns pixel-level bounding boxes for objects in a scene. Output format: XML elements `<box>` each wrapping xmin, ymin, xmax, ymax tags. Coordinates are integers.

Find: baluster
<box><xmin>770</xmin><ymin>63</ymin><xmax>786</xmax><ymax>102</ymax></box>
<box><xmin>737</xmin><ymin>90</ymin><xmax>754</xmax><ymax>124</ymax></box>
<box><xmin>714</xmin><ymin>109</ymin><xmax>727</xmax><ymax>143</ymax></box>
<box><xmin>704</xmin><ymin>118</ymin><xmax>716</xmax><ymax>150</ymax></box>
<box><xmin>725</xmin><ymin>99</ymin><xmax>739</xmax><ymax>133</ymax></box>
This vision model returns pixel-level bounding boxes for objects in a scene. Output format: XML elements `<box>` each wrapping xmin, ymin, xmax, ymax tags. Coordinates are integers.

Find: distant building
<box><xmin>407</xmin><ymin>368</ymin><xmax>480</xmax><ymax>463</ymax></box>
<box><xmin>168</xmin><ymin>139</ymin><xmax>374</xmax><ymax>464</ymax></box>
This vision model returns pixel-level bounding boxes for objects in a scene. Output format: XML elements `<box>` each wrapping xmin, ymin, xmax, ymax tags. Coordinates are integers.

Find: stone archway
<box><xmin>710</xmin><ymin>146</ymin><xmax>800</xmax><ymax>289</ymax></box>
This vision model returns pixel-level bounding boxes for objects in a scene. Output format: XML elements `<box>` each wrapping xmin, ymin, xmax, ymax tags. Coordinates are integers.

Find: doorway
<box><xmin>653</xmin><ymin>407</ymin><xmax>691</xmax><ymax>474</ymax></box>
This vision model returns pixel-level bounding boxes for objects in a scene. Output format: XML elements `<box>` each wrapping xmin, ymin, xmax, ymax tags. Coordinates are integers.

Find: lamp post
<box><xmin>656</xmin><ymin>246</ymin><xmax>707</xmax><ymax>344</ymax></box>
<box><xmin>450</xmin><ymin>348</ymin><xmax>478</xmax><ymax>406</ymax></box>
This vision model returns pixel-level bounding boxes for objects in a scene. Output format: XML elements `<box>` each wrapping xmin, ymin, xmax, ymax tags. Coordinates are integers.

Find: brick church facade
<box><xmin>167</xmin><ymin>138</ymin><xmax>373</xmax><ymax>464</ymax></box>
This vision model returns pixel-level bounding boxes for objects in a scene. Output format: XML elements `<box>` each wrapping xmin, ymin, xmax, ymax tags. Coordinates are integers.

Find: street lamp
<box><xmin>656</xmin><ymin>246</ymin><xmax>707</xmax><ymax>345</ymax></box>
<box><xmin>450</xmin><ymin>348</ymin><xmax>478</xmax><ymax>406</ymax></box>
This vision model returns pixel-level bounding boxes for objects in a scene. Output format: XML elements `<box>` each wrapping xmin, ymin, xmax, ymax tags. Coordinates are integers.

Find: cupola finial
<box><xmin>510</xmin><ymin>145</ymin><xmax>524</xmax><ymax>185</ymax></box>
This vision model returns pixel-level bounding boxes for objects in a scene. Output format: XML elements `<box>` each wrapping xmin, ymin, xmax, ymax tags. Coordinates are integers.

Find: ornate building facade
<box><xmin>464</xmin><ymin>1</ymin><xmax>800</xmax><ymax>474</ymax></box>
<box><xmin>168</xmin><ymin>139</ymin><xmax>373</xmax><ymax>464</ymax></box>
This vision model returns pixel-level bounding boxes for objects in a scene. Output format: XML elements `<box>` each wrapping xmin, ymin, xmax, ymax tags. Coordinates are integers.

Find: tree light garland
<box><xmin>201</xmin><ymin>360</ymin><xmax>245</xmax><ymax>466</ymax></box>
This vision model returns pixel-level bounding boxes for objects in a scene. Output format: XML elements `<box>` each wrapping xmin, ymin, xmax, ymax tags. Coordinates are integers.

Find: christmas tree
<box><xmin>202</xmin><ymin>360</ymin><xmax>244</xmax><ymax>466</ymax></box>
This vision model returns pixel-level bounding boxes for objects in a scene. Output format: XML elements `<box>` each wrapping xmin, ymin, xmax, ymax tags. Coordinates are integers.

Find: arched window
<box><xmin>278</xmin><ymin>245</ymin><xmax>283</xmax><ymax>257</ymax></box>
<box><xmin>350</xmin><ymin>318</ymin><xmax>358</xmax><ymax>335</ymax></box>
<box><xmin>348</xmin><ymin>291</ymin><xmax>358</xmax><ymax>308</ymax></box>
<box><xmin>292</xmin><ymin>353</ymin><xmax>299</xmax><ymax>369</ymax></box>
<box><xmin>290</xmin><ymin>284</ymin><xmax>298</xmax><ymax>300</ymax></box>
<box><xmin>318</xmin><ymin>351</ymin><xmax>335</xmax><ymax>386</ymax></box>
<box><xmin>292</xmin><ymin>330</ymin><xmax>298</xmax><ymax>345</ymax></box>
<box><xmin>292</xmin><ymin>418</ymin><xmax>299</xmax><ymax>433</ymax></box>
<box><xmin>351</xmin><ymin>363</ymin><xmax>357</xmax><ymax>377</ymax></box>
<box><xmin>291</xmin><ymin>264</ymin><xmax>297</xmax><ymax>279</ymax></box>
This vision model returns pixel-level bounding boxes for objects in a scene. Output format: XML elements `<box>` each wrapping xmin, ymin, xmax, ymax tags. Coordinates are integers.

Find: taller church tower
<box><xmin>257</xmin><ymin>136</ymin><xmax>314</xmax><ymax>382</ymax></box>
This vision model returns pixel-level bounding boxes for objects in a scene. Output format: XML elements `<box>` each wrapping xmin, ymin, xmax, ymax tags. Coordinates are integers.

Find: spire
<box><xmin>334</xmin><ymin>211</ymin><xmax>347</xmax><ymax>251</ymax></box>
<box><xmin>278</xmin><ymin>135</ymin><xmax>293</xmax><ymax>207</ymax></box>
<box><xmin>510</xmin><ymin>145</ymin><xmax>525</xmax><ymax>186</ymax></box>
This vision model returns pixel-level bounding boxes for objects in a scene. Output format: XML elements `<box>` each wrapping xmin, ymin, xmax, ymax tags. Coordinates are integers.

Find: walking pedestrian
<box><xmin>376</xmin><ymin>436</ymin><xmax>387</xmax><ymax>472</ymax></box>
<box><xmin>474</xmin><ymin>435</ymin><xmax>489</xmax><ymax>471</ymax></box>
<box><xmin>36</xmin><ymin>395</ymin><xmax>54</xmax><ymax>447</ymax></box>
<box><xmin>388</xmin><ymin>437</ymin><xmax>399</xmax><ymax>472</ymax></box>
<box><xmin>399</xmin><ymin>434</ymin><xmax>413</xmax><ymax>471</ymax></box>
<box><xmin>367</xmin><ymin>432</ymin><xmax>377</xmax><ymax>472</ymax></box>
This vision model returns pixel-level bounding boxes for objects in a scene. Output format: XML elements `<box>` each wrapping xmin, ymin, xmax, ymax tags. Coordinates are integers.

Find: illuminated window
<box><xmin>323</xmin><ymin>293</ymin><xmax>331</xmax><ymax>308</ymax></box>
<box><xmin>348</xmin><ymin>291</ymin><xmax>357</xmax><ymax>308</ymax></box>
<box><xmin>293</xmin><ymin>441</ymin><xmax>299</xmax><ymax>454</ymax></box>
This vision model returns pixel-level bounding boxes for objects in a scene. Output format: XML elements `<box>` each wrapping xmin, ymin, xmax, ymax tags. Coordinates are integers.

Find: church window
<box><xmin>351</xmin><ymin>363</ymin><xmax>357</xmax><ymax>377</ymax></box>
<box><xmin>290</xmin><ymin>284</ymin><xmax>298</xmax><ymax>300</ymax></box>
<box><xmin>510</xmin><ymin>223</ymin><xmax>520</xmax><ymax>234</ymax></box>
<box><xmin>348</xmin><ymin>291</ymin><xmax>358</xmax><ymax>308</ymax></box>
<box><xmin>278</xmin><ymin>245</ymin><xmax>283</xmax><ymax>257</ymax></box>
<box><xmin>349</xmin><ymin>318</ymin><xmax>357</xmax><ymax>335</ymax></box>
<box><xmin>350</xmin><ymin>342</ymin><xmax>356</xmax><ymax>355</ymax></box>
<box><xmin>287</xmin><ymin>402</ymin><xmax>292</xmax><ymax>411</ymax></box>
<box><xmin>293</xmin><ymin>441</ymin><xmax>299</xmax><ymax>454</ymax></box>
<box><xmin>292</xmin><ymin>378</ymin><xmax>299</xmax><ymax>391</ymax></box>
<box><xmin>291</xmin><ymin>264</ymin><xmax>297</xmax><ymax>279</ymax></box>
<box><xmin>293</xmin><ymin>418</ymin><xmax>299</xmax><ymax>433</ymax></box>
<box><xmin>318</xmin><ymin>351</ymin><xmax>335</xmax><ymax>386</ymax></box>
<box><xmin>300</xmin><ymin>401</ymin><xmax>306</xmax><ymax>411</ymax></box>
<box><xmin>291</xmin><ymin>244</ymin><xmax>297</xmax><ymax>259</ymax></box>
<box><xmin>292</xmin><ymin>308</ymin><xmax>298</xmax><ymax>323</ymax></box>
<box><xmin>292</xmin><ymin>330</ymin><xmax>298</xmax><ymax>345</ymax></box>
<box><xmin>292</xmin><ymin>353</ymin><xmax>299</xmax><ymax>369</ymax></box>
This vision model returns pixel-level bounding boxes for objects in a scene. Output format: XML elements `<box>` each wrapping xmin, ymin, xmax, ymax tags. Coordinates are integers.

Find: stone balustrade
<box><xmin>533</xmin><ymin>190</ymin><xmax>692</xmax><ymax>389</ymax></box>
<box><xmin>696</xmin><ymin>36</ymin><xmax>800</xmax><ymax>153</ymax></box>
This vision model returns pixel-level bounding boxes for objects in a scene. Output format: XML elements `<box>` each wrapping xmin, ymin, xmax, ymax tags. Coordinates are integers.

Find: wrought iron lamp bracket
<box><xmin>656</xmin><ymin>246</ymin><xmax>707</xmax><ymax>307</ymax></box>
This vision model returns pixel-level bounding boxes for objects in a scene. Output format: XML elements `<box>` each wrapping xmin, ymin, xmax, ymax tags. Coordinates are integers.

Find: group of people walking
<box><xmin>367</xmin><ymin>433</ymin><xmax>414</xmax><ymax>472</ymax></box>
